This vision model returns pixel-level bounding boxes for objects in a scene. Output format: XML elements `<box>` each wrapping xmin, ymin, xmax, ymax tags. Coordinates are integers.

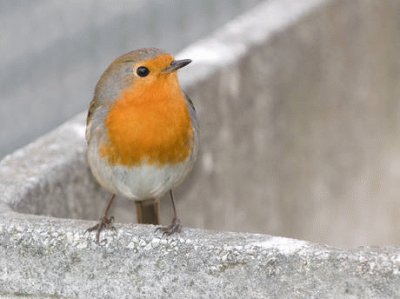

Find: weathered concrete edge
<box><xmin>0</xmin><ymin>212</ymin><xmax>400</xmax><ymax>297</ymax></box>
<box><xmin>178</xmin><ymin>0</ymin><xmax>330</xmax><ymax>85</ymax></box>
<box><xmin>0</xmin><ymin>113</ymin><xmax>87</xmax><ymax>213</ymax></box>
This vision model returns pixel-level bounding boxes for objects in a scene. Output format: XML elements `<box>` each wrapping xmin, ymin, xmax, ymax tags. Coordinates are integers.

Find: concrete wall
<box><xmin>178</xmin><ymin>0</ymin><xmax>400</xmax><ymax>248</ymax></box>
<box><xmin>1</xmin><ymin>0</ymin><xmax>400</xmax><ymax>297</ymax></box>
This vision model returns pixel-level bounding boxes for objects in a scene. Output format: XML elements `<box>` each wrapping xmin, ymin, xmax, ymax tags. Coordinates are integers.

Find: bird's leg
<box><xmin>157</xmin><ymin>190</ymin><xmax>182</xmax><ymax>236</ymax></box>
<box><xmin>86</xmin><ymin>194</ymin><xmax>116</xmax><ymax>243</ymax></box>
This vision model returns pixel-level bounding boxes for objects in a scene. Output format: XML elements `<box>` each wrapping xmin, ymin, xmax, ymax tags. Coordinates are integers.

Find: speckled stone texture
<box><xmin>1</xmin><ymin>0</ymin><xmax>400</xmax><ymax>297</ymax></box>
<box><xmin>0</xmin><ymin>213</ymin><xmax>400</xmax><ymax>298</ymax></box>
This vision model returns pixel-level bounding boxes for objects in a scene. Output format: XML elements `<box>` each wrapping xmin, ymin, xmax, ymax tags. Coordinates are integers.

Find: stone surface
<box><xmin>178</xmin><ymin>0</ymin><xmax>400</xmax><ymax>247</ymax></box>
<box><xmin>0</xmin><ymin>213</ymin><xmax>400</xmax><ymax>298</ymax></box>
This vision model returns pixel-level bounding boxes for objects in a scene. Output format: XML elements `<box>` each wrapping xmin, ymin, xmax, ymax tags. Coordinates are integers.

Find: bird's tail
<box><xmin>135</xmin><ymin>198</ymin><xmax>160</xmax><ymax>225</ymax></box>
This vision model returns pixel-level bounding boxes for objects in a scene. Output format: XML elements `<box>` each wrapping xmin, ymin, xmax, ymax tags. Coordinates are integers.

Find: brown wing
<box><xmin>85</xmin><ymin>97</ymin><xmax>101</xmax><ymax>143</ymax></box>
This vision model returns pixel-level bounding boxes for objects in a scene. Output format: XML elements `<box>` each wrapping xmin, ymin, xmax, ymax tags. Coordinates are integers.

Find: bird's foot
<box><xmin>156</xmin><ymin>217</ymin><xmax>182</xmax><ymax>236</ymax></box>
<box><xmin>86</xmin><ymin>216</ymin><xmax>115</xmax><ymax>244</ymax></box>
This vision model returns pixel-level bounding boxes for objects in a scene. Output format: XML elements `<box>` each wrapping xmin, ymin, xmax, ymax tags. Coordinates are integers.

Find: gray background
<box><xmin>0</xmin><ymin>0</ymin><xmax>262</xmax><ymax>158</ymax></box>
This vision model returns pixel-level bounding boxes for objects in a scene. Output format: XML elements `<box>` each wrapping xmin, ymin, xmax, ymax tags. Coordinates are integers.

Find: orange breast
<box><xmin>100</xmin><ymin>74</ymin><xmax>193</xmax><ymax>167</ymax></box>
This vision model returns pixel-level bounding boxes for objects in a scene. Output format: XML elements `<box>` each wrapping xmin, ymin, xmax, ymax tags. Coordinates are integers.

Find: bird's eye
<box><xmin>136</xmin><ymin>66</ymin><xmax>150</xmax><ymax>77</ymax></box>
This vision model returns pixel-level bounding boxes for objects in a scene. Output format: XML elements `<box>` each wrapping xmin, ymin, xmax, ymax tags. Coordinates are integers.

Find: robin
<box><xmin>85</xmin><ymin>48</ymin><xmax>198</xmax><ymax>243</ymax></box>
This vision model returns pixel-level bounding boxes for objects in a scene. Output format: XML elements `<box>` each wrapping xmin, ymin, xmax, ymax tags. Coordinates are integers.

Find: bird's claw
<box><xmin>86</xmin><ymin>216</ymin><xmax>116</xmax><ymax>243</ymax></box>
<box><xmin>155</xmin><ymin>217</ymin><xmax>182</xmax><ymax>237</ymax></box>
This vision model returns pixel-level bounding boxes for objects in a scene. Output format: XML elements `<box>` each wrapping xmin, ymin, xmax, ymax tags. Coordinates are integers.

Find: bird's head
<box><xmin>95</xmin><ymin>48</ymin><xmax>191</xmax><ymax>102</ymax></box>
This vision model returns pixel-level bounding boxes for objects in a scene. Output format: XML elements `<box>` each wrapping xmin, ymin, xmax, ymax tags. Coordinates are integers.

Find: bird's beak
<box><xmin>163</xmin><ymin>59</ymin><xmax>192</xmax><ymax>73</ymax></box>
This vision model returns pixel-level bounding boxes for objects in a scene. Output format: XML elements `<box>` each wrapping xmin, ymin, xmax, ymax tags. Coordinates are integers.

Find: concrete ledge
<box><xmin>1</xmin><ymin>213</ymin><xmax>400</xmax><ymax>298</ymax></box>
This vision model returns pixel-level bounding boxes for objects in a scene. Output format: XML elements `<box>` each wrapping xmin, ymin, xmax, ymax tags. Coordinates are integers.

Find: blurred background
<box><xmin>0</xmin><ymin>0</ymin><xmax>262</xmax><ymax>158</ymax></box>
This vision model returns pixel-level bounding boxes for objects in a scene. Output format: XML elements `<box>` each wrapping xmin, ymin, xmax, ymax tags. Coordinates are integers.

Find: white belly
<box><xmin>87</xmin><ymin>137</ymin><xmax>195</xmax><ymax>200</ymax></box>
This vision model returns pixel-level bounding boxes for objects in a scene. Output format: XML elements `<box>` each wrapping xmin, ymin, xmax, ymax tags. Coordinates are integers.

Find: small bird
<box><xmin>85</xmin><ymin>48</ymin><xmax>198</xmax><ymax>243</ymax></box>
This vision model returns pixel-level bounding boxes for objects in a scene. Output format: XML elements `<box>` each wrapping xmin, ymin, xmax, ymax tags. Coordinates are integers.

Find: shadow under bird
<box><xmin>85</xmin><ymin>48</ymin><xmax>198</xmax><ymax>243</ymax></box>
